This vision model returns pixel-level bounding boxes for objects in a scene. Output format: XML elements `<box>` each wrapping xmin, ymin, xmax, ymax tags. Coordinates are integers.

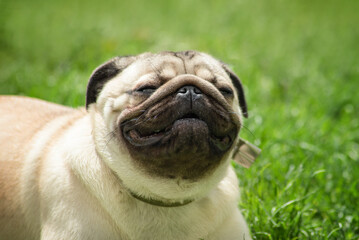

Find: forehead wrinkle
<box><xmin>146</xmin><ymin>57</ymin><xmax>162</xmax><ymax>80</ymax></box>
<box><xmin>159</xmin><ymin>62</ymin><xmax>177</xmax><ymax>82</ymax></box>
<box><xmin>183</xmin><ymin>50</ymin><xmax>196</xmax><ymax>59</ymax></box>
<box><xmin>146</xmin><ymin>55</ymin><xmax>184</xmax><ymax>84</ymax></box>
<box><xmin>174</xmin><ymin>52</ymin><xmax>188</xmax><ymax>74</ymax></box>
<box><xmin>193</xmin><ymin>57</ymin><xmax>224</xmax><ymax>84</ymax></box>
<box><xmin>202</xmin><ymin>57</ymin><xmax>222</xmax><ymax>75</ymax></box>
<box><xmin>193</xmin><ymin>64</ymin><xmax>214</xmax><ymax>82</ymax></box>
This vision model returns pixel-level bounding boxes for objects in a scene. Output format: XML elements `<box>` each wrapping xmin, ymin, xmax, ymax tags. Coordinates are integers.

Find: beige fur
<box><xmin>0</xmin><ymin>51</ymin><xmax>252</xmax><ymax>240</ymax></box>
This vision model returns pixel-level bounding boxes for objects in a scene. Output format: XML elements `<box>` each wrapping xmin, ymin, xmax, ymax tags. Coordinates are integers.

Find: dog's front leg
<box><xmin>39</xmin><ymin>190</ymin><xmax>124</xmax><ymax>240</ymax></box>
<box><xmin>40</xmin><ymin>217</ymin><xmax>122</xmax><ymax>240</ymax></box>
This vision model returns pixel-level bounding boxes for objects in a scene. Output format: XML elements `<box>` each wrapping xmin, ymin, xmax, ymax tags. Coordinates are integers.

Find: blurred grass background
<box><xmin>1</xmin><ymin>0</ymin><xmax>358</xmax><ymax>239</ymax></box>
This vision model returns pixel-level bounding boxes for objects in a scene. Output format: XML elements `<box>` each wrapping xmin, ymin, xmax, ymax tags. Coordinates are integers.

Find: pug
<box><xmin>0</xmin><ymin>51</ymin><xmax>260</xmax><ymax>240</ymax></box>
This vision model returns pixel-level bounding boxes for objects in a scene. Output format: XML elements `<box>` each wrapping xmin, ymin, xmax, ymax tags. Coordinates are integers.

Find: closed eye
<box><xmin>219</xmin><ymin>87</ymin><xmax>234</xmax><ymax>97</ymax></box>
<box><xmin>135</xmin><ymin>85</ymin><xmax>157</xmax><ymax>95</ymax></box>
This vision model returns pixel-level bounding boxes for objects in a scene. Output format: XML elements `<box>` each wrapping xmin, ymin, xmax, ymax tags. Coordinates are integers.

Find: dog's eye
<box><xmin>219</xmin><ymin>87</ymin><xmax>234</xmax><ymax>97</ymax></box>
<box><xmin>135</xmin><ymin>86</ymin><xmax>157</xmax><ymax>95</ymax></box>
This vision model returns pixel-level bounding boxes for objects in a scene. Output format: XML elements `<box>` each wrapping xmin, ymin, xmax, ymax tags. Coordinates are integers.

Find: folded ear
<box><xmin>86</xmin><ymin>56</ymin><xmax>136</xmax><ymax>109</ymax></box>
<box><xmin>232</xmin><ymin>138</ymin><xmax>261</xmax><ymax>168</ymax></box>
<box><xmin>222</xmin><ymin>65</ymin><xmax>248</xmax><ymax>118</ymax></box>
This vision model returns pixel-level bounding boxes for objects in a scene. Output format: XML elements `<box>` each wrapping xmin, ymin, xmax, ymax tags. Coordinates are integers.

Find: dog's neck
<box><xmin>102</xmin><ymin>162</ymin><xmax>195</xmax><ymax>207</ymax></box>
<box><xmin>129</xmin><ymin>190</ymin><xmax>194</xmax><ymax>207</ymax></box>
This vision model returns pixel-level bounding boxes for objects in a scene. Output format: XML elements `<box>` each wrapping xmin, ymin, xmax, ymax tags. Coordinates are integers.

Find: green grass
<box><xmin>1</xmin><ymin>0</ymin><xmax>358</xmax><ymax>239</ymax></box>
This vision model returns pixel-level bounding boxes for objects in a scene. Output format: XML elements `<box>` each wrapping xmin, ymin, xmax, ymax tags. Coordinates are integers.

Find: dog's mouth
<box><xmin>122</xmin><ymin>112</ymin><xmax>233</xmax><ymax>152</ymax></box>
<box><xmin>119</xmin><ymin>89</ymin><xmax>239</xmax><ymax>179</ymax></box>
<box><xmin>123</xmin><ymin>113</ymin><xmax>202</xmax><ymax>146</ymax></box>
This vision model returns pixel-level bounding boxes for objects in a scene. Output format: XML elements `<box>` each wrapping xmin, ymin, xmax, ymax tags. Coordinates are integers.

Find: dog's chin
<box><xmin>120</xmin><ymin>112</ymin><xmax>238</xmax><ymax>180</ymax></box>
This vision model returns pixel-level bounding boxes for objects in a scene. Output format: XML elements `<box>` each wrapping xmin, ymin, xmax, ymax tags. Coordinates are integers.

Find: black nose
<box><xmin>176</xmin><ymin>85</ymin><xmax>202</xmax><ymax>101</ymax></box>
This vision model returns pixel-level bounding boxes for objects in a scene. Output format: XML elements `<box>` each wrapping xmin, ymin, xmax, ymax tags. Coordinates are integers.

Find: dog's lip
<box><xmin>122</xmin><ymin>111</ymin><xmax>202</xmax><ymax>136</ymax></box>
<box><xmin>122</xmin><ymin>116</ymin><xmax>204</xmax><ymax>147</ymax></box>
<box><xmin>122</xmin><ymin>117</ymin><xmax>234</xmax><ymax>151</ymax></box>
<box><xmin>124</xmin><ymin>128</ymin><xmax>165</xmax><ymax>146</ymax></box>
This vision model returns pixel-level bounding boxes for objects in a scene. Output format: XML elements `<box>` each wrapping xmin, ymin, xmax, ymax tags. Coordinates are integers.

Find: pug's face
<box><xmin>87</xmin><ymin>51</ymin><xmax>248</xmax><ymax>200</ymax></box>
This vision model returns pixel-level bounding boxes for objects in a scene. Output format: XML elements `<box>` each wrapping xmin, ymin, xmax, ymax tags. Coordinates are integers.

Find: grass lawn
<box><xmin>1</xmin><ymin>0</ymin><xmax>358</xmax><ymax>239</ymax></box>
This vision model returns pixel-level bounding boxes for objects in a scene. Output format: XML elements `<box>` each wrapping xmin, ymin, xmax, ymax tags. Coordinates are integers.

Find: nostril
<box><xmin>193</xmin><ymin>87</ymin><xmax>201</xmax><ymax>94</ymax></box>
<box><xmin>178</xmin><ymin>86</ymin><xmax>188</xmax><ymax>94</ymax></box>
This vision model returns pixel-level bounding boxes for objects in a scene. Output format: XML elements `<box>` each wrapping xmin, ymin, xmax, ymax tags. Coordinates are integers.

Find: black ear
<box><xmin>222</xmin><ymin>65</ymin><xmax>248</xmax><ymax>118</ymax></box>
<box><xmin>86</xmin><ymin>56</ymin><xmax>136</xmax><ymax>109</ymax></box>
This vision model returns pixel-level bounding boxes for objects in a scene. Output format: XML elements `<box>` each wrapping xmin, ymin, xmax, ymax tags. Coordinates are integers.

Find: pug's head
<box><xmin>87</xmin><ymin>51</ymin><xmax>250</xmax><ymax>205</ymax></box>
